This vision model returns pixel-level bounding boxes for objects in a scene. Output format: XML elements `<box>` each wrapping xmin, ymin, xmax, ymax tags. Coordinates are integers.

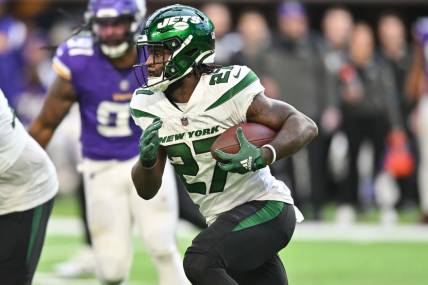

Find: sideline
<box><xmin>47</xmin><ymin>218</ymin><xmax>428</xmax><ymax>242</ymax></box>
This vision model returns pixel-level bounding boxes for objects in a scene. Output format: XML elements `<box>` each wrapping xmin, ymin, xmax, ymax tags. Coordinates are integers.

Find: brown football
<box><xmin>211</xmin><ymin>123</ymin><xmax>276</xmax><ymax>160</ymax></box>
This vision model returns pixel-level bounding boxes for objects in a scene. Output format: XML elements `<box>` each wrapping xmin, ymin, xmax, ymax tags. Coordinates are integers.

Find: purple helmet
<box><xmin>85</xmin><ymin>0</ymin><xmax>146</xmax><ymax>58</ymax></box>
<box><xmin>85</xmin><ymin>0</ymin><xmax>142</xmax><ymax>20</ymax></box>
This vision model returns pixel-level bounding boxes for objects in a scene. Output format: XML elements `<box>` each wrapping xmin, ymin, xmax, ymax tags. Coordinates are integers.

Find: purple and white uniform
<box><xmin>415</xmin><ymin>18</ymin><xmax>428</xmax><ymax>78</ymax></box>
<box><xmin>52</xmin><ymin>34</ymin><xmax>185</xmax><ymax>284</ymax></box>
<box><xmin>53</xmin><ymin>35</ymin><xmax>141</xmax><ymax>160</ymax></box>
<box><xmin>414</xmin><ymin>17</ymin><xmax>428</xmax><ymax>217</ymax></box>
<box><xmin>0</xmin><ymin>15</ymin><xmax>27</xmax><ymax>108</ymax></box>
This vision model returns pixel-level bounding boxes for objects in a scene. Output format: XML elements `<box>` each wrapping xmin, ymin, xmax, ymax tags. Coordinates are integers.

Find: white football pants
<box><xmin>79</xmin><ymin>157</ymin><xmax>188</xmax><ymax>284</ymax></box>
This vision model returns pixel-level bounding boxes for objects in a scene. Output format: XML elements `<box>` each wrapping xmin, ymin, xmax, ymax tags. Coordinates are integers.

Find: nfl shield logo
<box><xmin>181</xmin><ymin>117</ymin><xmax>189</xmax><ymax>126</ymax></box>
<box><xmin>119</xmin><ymin>79</ymin><xmax>130</xmax><ymax>91</ymax></box>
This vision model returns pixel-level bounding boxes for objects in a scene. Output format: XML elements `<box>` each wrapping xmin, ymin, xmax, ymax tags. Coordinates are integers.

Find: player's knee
<box><xmin>183</xmin><ymin>252</ymin><xmax>216</xmax><ymax>282</ymax></box>
<box><xmin>143</xmin><ymin>231</ymin><xmax>176</xmax><ymax>257</ymax></box>
<box><xmin>143</xmin><ymin>234</ymin><xmax>179</xmax><ymax>263</ymax></box>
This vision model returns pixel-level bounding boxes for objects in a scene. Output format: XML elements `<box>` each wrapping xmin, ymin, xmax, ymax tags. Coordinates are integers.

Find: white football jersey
<box><xmin>0</xmin><ymin>89</ymin><xmax>58</xmax><ymax>214</ymax></box>
<box><xmin>130</xmin><ymin>65</ymin><xmax>294</xmax><ymax>224</ymax></box>
<box><xmin>0</xmin><ymin>89</ymin><xmax>27</xmax><ymax>173</ymax></box>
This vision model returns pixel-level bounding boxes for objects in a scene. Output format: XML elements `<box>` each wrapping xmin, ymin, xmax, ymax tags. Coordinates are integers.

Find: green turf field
<box><xmin>34</xmin><ymin>196</ymin><xmax>428</xmax><ymax>285</ymax></box>
<box><xmin>35</xmin><ymin>234</ymin><xmax>428</xmax><ymax>285</ymax></box>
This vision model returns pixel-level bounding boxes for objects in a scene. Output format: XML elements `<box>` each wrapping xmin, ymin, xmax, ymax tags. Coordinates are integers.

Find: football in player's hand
<box><xmin>211</xmin><ymin>123</ymin><xmax>276</xmax><ymax>160</ymax></box>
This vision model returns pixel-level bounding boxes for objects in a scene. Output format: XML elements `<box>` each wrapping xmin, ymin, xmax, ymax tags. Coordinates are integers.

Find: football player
<box><xmin>0</xmin><ymin>88</ymin><xmax>58</xmax><ymax>285</ymax></box>
<box><xmin>130</xmin><ymin>4</ymin><xmax>318</xmax><ymax>284</ymax></box>
<box><xmin>406</xmin><ymin>18</ymin><xmax>428</xmax><ymax>224</ymax></box>
<box><xmin>29</xmin><ymin>0</ymin><xmax>187</xmax><ymax>284</ymax></box>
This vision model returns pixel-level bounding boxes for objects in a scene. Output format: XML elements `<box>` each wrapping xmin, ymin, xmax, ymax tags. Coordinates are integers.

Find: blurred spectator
<box><xmin>379</xmin><ymin>13</ymin><xmax>413</xmax><ymax>125</ymax></box>
<box><xmin>319</xmin><ymin>7</ymin><xmax>354</xmax><ymax>210</ymax></box>
<box><xmin>0</xmin><ymin>0</ymin><xmax>27</xmax><ymax>108</ymax></box>
<box><xmin>337</xmin><ymin>23</ymin><xmax>403</xmax><ymax>223</ymax></box>
<box><xmin>406</xmin><ymin>18</ymin><xmax>428</xmax><ymax>224</ymax></box>
<box><xmin>16</xmin><ymin>31</ymin><xmax>52</xmax><ymax>123</ymax></box>
<box><xmin>377</xmin><ymin>12</ymin><xmax>418</xmax><ymax>210</ymax></box>
<box><xmin>230</xmin><ymin>10</ymin><xmax>270</xmax><ymax>74</ymax></box>
<box><xmin>202</xmin><ymin>2</ymin><xmax>242</xmax><ymax>65</ymax></box>
<box><xmin>323</xmin><ymin>7</ymin><xmax>353</xmax><ymax>53</ymax></box>
<box><xmin>261</xmin><ymin>1</ymin><xmax>329</xmax><ymax>219</ymax></box>
<box><xmin>321</xmin><ymin>6</ymin><xmax>353</xmax><ymax>132</ymax></box>
<box><xmin>14</xmin><ymin>0</ymin><xmax>50</xmax><ymax>19</ymax></box>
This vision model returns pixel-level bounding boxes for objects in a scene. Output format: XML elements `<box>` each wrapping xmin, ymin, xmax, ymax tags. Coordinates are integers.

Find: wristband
<box><xmin>262</xmin><ymin>144</ymin><xmax>277</xmax><ymax>165</ymax></box>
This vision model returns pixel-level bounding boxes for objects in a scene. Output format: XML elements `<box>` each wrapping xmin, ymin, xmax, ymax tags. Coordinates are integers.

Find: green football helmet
<box><xmin>134</xmin><ymin>4</ymin><xmax>215</xmax><ymax>92</ymax></box>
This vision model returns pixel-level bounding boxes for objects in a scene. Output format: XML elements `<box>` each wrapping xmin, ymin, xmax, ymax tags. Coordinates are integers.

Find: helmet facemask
<box><xmin>134</xmin><ymin>35</ymin><xmax>207</xmax><ymax>92</ymax></box>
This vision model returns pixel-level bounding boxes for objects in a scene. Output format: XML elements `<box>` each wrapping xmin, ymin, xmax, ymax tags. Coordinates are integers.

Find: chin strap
<box><xmin>146</xmin><ymin>49</ymin><xmax>215</xmax><ymax>93</ymax></box>
<box><xmin>147</xmin><ymin>66</ymin><xmax>194</xmax><ymax>92</ymax></box>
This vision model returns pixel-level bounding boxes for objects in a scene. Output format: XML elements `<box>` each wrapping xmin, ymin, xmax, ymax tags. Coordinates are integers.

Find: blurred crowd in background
<box><xmin>1</xmin><ymin>0</ymin><xmax>428</xmax><ymax>226</ymax></box>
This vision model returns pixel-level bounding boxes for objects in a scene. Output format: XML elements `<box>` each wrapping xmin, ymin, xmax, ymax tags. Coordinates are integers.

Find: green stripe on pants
<box><xmin>233</xmin><ymin>201</ymin><xmax>285</xmax><ymax>232</ymax></box>
<box><xmin>26</xmin><ymin>205</ymin><xmax>43</xmax><ymax>264</ymax></box>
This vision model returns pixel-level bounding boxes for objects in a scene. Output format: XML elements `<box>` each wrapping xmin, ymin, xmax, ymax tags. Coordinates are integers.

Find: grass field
<box><xmin>34</xmin><ymin>196</ymin><xmax>428</xmax><ymax>285</ymax></box>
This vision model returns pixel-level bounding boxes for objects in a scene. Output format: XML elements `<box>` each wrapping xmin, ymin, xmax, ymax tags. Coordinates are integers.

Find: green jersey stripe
<box><xmin>205</xmin><ymin>71</ymin><xmax>258</xmax><ymax>111</ymax></box>
<box><xmin>233</xmin><ymin>201</ymin><xmax>284</xmax><ymax>232</ymax></box>
<box><xmin>130</xmin><ymin>108</ymin><xmax>158</xmax><ymax>119</ymax></box>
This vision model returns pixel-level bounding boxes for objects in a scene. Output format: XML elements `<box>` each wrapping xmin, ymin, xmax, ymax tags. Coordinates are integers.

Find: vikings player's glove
<box><xmin>139</xmin><ymin>118</ymin><xmax>162</xmax><ymax>168</ymax></box>
<box><xmin>214</xmin><ymin>127</ymin><xmax>267</xmax><ymax>174</ymax></box>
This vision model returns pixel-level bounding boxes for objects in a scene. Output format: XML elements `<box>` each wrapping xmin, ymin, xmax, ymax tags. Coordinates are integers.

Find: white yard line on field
<box><xmin>47</xmin><ymin>218</ymin><xmax>428</xmax><ymax>242</ymax></box>
<box><xmin>294</xmin><ymin>222</ymin><xmax>428</xmax><ymax>242</ymax></box>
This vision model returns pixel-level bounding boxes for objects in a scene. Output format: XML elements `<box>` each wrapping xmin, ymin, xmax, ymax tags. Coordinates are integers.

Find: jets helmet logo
<box><xmin>157</xmin><ymin>16</ymin><xmax>202</xmax><ymax>29</ymax></box>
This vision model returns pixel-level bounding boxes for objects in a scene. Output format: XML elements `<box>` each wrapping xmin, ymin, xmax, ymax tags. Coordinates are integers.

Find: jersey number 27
<box><xmin>167</xmin><ymin>136</ymin><xmax>228</xmax><ymax>195</ymax></box>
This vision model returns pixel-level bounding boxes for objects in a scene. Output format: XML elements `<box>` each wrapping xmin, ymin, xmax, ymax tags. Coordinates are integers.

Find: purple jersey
<box><xmin>415</xmin><ymin>18</ymin><xmax>428</xmax><ymax>78</ymax></box>
<box><xmin>0</xmin><ymin>16</ymin><xmax>26</xmax><ymax>108</ymax></box>
<box><xmin>53</xmin><ymin>35</ymin><xmax>142</xmax><ymax>160</ymax></box>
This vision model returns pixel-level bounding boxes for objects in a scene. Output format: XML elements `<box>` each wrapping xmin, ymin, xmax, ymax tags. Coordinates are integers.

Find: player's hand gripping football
<box><xmin>214</xmin><ymin>127</ymin><xmax>267</xmax><ymax>174</ymax></box>
<box><xmin>139</xmin><ymin>118</ymin><xmax>162</xmax><ymax>168</ymax></box>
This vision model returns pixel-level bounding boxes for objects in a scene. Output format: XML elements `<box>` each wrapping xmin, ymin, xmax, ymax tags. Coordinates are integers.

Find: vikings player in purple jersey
<box><xmin>406</xmin><ymin>18</ymin><xmax>428</xmax><ymax>224</ymax></box>
<box><xmin>29</xmin><ymin>0</ymin><xmax>188</xmax><ymax>284</ymax></box>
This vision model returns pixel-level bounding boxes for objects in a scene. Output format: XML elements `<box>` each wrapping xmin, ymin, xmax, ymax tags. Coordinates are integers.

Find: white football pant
<box><xmin>80</xmin><ymin>157</ymin><xmax>188</xmax><ymax>284</ymax></box>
